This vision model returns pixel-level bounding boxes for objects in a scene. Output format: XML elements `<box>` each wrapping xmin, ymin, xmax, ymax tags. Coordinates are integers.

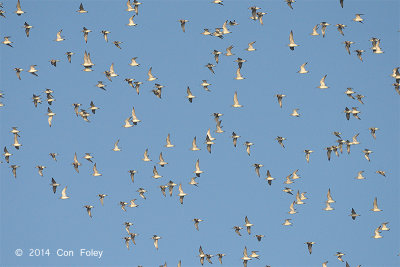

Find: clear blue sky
<box><xmin>1</xmin><ymin>0</ymin><xmax>399</xmax><ymax>266</ymax></box>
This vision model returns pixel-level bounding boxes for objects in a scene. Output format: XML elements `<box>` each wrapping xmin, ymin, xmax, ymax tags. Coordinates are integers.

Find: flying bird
<box><xmin>288</xmin><ymin>31</ymin><xmax>299</xmax><ymax>50</ymax></box>
<box><xmin>179</xmin><ymin>19</ymin><xmax>188</xmax><ymax>32</ymax></box>
<box><xmin>232</xmin><ymin>91</ymin><xmax>243</xmax><ymax>107</ymax></box>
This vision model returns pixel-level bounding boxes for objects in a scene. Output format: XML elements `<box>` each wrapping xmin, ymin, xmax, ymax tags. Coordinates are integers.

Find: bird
<box><xmin>179</xmin><ymin>19</ymin><xmax>188</xmax><ymax>32</ymax></box>
<box><xmin>355</xmin><ymin>50</ymin><xmax>365</xmax><ymax>62</ymax></box>
<box><xmin>72</xmin><ymin>153</ymin><xmax>81</xmax><ymax>173</ymax></box>
<box><xmin>212</xmin><ymin>0</ymin><xmax>223</xmax><ymax>5</ymax></box>
<box><xmin>128</xmin><ymin>170</ymin><xmax>137</xmax><ymax>183</ymax></box>
<box><xmin>376</xmin><ymin>170</ymin><xmax>386</xmax><ymax>177</ymax></box>
<box><xmin>304</xmin><ymin>150</ymin><xmax>313</xmax><ymax>163</ymax></box>
<box><xmin>235</xmin><ymin>58</ymin><xmax>246</xmax><ymax>69</ymax></box>
<box><xmin>129</xmin><ymin>199</ymin><xmax>139</xmax><ymax>208</ymax></box>
<box><xmin>186</xmin><ymin>87</ymin><xmax>195</xmax><ymax>103</ymax></box>
<box><xmin>241</xmin><ymin>246</ymin><xmax>252</xmax><ymax>267</ymax></box>
<box><xmin>83</xmin><ymin>153</ymin><xmax>94</xmax><ymax>163</ymax></box>
<box><xmin>201</xmin><ymin>80</ymin><xmax>211</xmax><ymax>91</ymax></box>
<box><xmin>194</xmin><ymin>159</ymin><xmax>203</xmax><ymax>177</ymax></box>
<box><xmin>113</xmin><ymin>41</ymin><xmax>123</xmax><ymax>49</ymax></box>
<box><xmin>82</xmin><ymin>27</ymin><xmax>91</xmax><ymax>43</ymax></box>
<box><xmin>98</xmin><ymin>194</ymin><xmax>107</xmax><ymax>205</ymax></box>
<box><xmin>35</xmin><ymin>165</ymin><xmax>45</xmax><ymax>176</ymax></box>
<box><xmin>217</xmin><ymin>253</ymin><xmax>226</xmax><ymax>264</ymax></box>
<box><xmin>147</xmin><ymin>67</ymin><xmax>157</xmax><ymax>81</ymax></box>
<box><xmin>49</xmin><ymin>59</ymin><xmax>60</xmax><ymax>67</ymax></box>
<box><xmin>245</xmin><ymin>41</ymin><xmax>256</xmax><ymax>52</ymax></box>
<box><xmin>288</xmin><ymin>30</ymin><xmax>299</xmax><ymax>50</ymax></box>
<box><xmin>320</xmin><ymin>22</ymin><xmax>330</xmax><ymax>37</ymax></box>
<box><xmin>47</xmin><ymin>107</ymin><xmax>55</xmax><ymax>127</ymax></box>
<box><xmin>244</xmin><ymin>216</ymin><xmax>253</xmax><ymax>235</ymax></box>
<box><xmin>356</xmin><ymin>94</ymin><xmax>365</xmax><ymax>104</ymax></box>
<box><xmin>14</xmin><ymin>68</ymin><xmax>23</xmax><ymax>79</ymax></box>
<box><xmin>323</xmin><ymin>201</ymin><xmax>334</xmax><ymax>211</ymax></box>
<box><xmin>283</xmin><ymin>219</ymin><xmax>293</xmax><ymax>226</ymax></box>
<box><xmin>276</xmin><ymin>136</ymin><xmax>286</xmax><ymax>148</ymax></box>
<box><xmin>15</xmin><ymin>0</ymin><xmax>25</xmax><ymax>16</ymax></box>
<box><xmin>77</xmin><ymin>3</ymin><xmax>87</xmax><ymax>13</ymax></box>
<box><xmin>123</xmin><ymin>236</ymin><xmax>131</xmax><ymax>249</ymax></box>
<box><xmin>206</xmin><ymin>63</ymin><xmax>216</xmax><ymax>74</ymax></box>
<box><xmin>10</xmin><ymin>165</ymin><xmax>19</xmax><ymax>178</ymax></box>
<box><xmin>327</xmin><ymin>189</ymin><xmax>335</xmax><ymax>203</ymax></box>
<box><xmin>177</xmin><ymin>184</ymin><xmax>187</xmax><ymax>204</ymax></box>
<box><xmin>163</xmin><ymin>133</ymin><xmax>175</xmax><ymax>148</ymax></box>
<box><xmin>83</xmin><ymin>205</ymin><xmax>93</xmax><ymax>218</ymax></box>
<box><xmin>232</xmin><ymin>132</ymin><xmax>240</xmax><ymax>147</ymax></box>
<box><xmin>199</xmin><ymin>246</ymin><xmax>206</xmax><ymax>265</ymax></box>
<box><xmin>298</xmin><ymin>63</ymin><xmax>309</xmax><ymax>74</ymax></box>
<box><xmin>336</xmin><ymin>24</ymin><xmax>347</xmax><ymax>35</ymax></box>
<box><xmin>2</xmin><ymin>36</ymin><xmax>13</xmax><ymax>47</ymax></box>
<box><xmin>95</xmin><ymin>81</ymin><xmax>106</xmax><ymax>91</ymax></box>
<box><xmin>205</xmin><ymin>135</ymin><xmax>215</xmax><ymax>153</ymax></box>
<box><xmin>288</xmin><ymin>201</ymin><xmax>297</xmax><ymax>214</ymax></box>
<box><xmin>265</xmin><ymin>170</ymin><xmax>275</xmax><ymax>186</ymax></box>
<box><xmin>49</xmin><ymin>153</ymin><xmax>58</xmax><ymax>162</ymax></box>
<box><xmin>143</xmin><ymin>149</ymin><xmax>151</xmax><ymax>161</ymax></box>
<box><xmin>253</xmin><ymin>164</ymin><xmax>263</xmax><ymax>177</ymax></box>
<box><xmin>50</xmin><ymin>178</ymin><xmax>60</xmax><ymax>194</ymax></box>
<box><xmin>370</xmin><ymin>197</ymin><xmax>382</xmax><ymax>212</ymax></box>
<box><xmin>369</xmin><ymin>127</ymin><xmax>379</xmax><ymax>139</ymax></box>
<box><xmin>353</xmin><ymin>14</ymin><xmax>364</xmax><ymax>23</ymax></box>
<box><xmin>137</xmin><ymin>188</ymin><xmax>147</xmax><ymax>200</ymax></box>
<box><xmin>101</xmin><ymin>30</ymin><xmax>110</xmax><ymax>42</ymax></box>
<box><xmin>355</xmin><ymin>170</ymin><xmax>366</xmax><ymax>180</ymax></box>
<box><xmin>152</xmin><ymin>235</ymin><xmax>161</xmax><ymax>250</ymax></box>
<box><xmin>225</xmin><ymin>45</ymin><xmax>234</xmax><ymax>56</ymax></box>
<box><xmin>66</xmin><ymin>52</ymin><xmax>74</xmax><ymax>63</ymax></box>
<box><xmin>276</xmin><ymin>94</ymin><xmax>286</xmax><ymax>108</ymax></box>
<box><xmin>92</xmin><ymin>163</ymin><xmax>102</xmax><ymax>176</ymax></box>
<box><xmin>232</xmin><ymin>226</ymin><xmax>242</xmax><ymax>236</ymax></box>
<box><xmin>310</xmin><ymin>24</ymin><xmax>319</xmax><ymax>36</ymax></box>
<box><xmin>344</xmin><ymin>41</ymin><xmax>355</xmax><ymax>55</ymax></box>
<box><xmin>127</xmin><ymin>15</ymin><xmax>137</xmax><ymax>26</ymax></box>
<box><xmin>305</xmin><ymin>242</ymin><xmax>315</xmax><ymax>254</ymax></box>
<box><xmin>60</xmin><ymin>186</ymin><xmax>70</xmax><ymax>199</ymax></box>
<box><xmin>193</xmin><ymin>218</ymin><xmax>203</xmax><ymax>231</ymax></box>
<box><xmin>55</xmin><ymin>30</ymin><xmax>65</xmax><ymax>42</ymax></box>
<box><xmin>129</xmin><ymin>57</ymin><xmax>140</xmax><ymax>67</ymax></box>
<box><xmin>381</xmin><ymin>222</ymin><xmax>390</xmax><ymax>231</ymax></box>
<box><xmin>152</xmin><ymin>166</ymin><xmax>162</xmax><ymax>179</ymax></box>
<box><xmin>372</xmin><ymin>226</ymin><xmax>383</xmax><ymax>239</ymax></box>
<box><xmin>362</xmin><ymin>149</ymin><xmax>373</xmax><ymax>161</ymax></box>
<box><xmin>318</xmin><ymin>75</ymin><xmax>329</xmax><ymax>89</ymax></box>
<box><xmin>3</xmin><ymin>147</ymin><xmax>12</xmax><ymax>163</ymax></box>
<box><xmin>23</xmin><ymin>22</ymin><xmax>33</xmax><ymax>37</ymax></box>
<box><xmin>158</xmin><ymin>153</ymin><xmax>168</xmax><ymax>167</ymax></box>
<box><xmin>336</xmin><ymin>252</ymin><xmax>345</xmax><ymax>262</ymax></box>
<box><xmin>120</xmin><ymin>201</ymin><xmax>128</xmax><ymax>211</ymax></box>
<box><xmin>249</xmin><ymin>6</ymin><xmax>260</xmax><ymax>20</ymax></box>
<box><xmin>232</xmin><ymin>91</ymin><xmax>243</xmax><ymax>107</ymax></box>
<box><xmin>82</xmin><ymin>51</ymin><xmax>94</xmax><ymax>71</ymax></box>
<box><xmin>350</xmin><ymin>208</ymin><xmax>360</xmax><ymax>220</ymax></box>
<box><xmin>286</xmin><ymin>0</ymin><xmax>295</xmax><ymax>9</ymax></box>
<box><xmin>291</xmin><ymin>109</ymin><xmax>300</xmax><ymax>117</ymax></box>
<box><xmin>191</xmin><ymin>137</ymin><xmax>201</xmax><ymax>151</ymax></box>
<box><xmin>28</xmin><ymin>65</ymin><xmax>38</xmax><ymax>76</ymax></box>
<box><xmin>12</xmin><ymin>134</ymin><xmax>22</xmax><ymax>150</ymax></box>
<box><xmin>283</xmin><ymin>187</ymin><xmax>294</xmax><ymax>194</ymax></box>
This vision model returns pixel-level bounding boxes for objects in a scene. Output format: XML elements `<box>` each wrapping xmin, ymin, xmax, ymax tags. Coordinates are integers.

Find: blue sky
<box><xmin>1</xmin><ymin>0</ymin><xmax>399</xmax><ymax>266</ymax></box>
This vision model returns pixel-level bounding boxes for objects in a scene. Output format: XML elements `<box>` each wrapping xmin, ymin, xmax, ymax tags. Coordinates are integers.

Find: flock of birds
<box><xmin>1</xmin><ymin>0</ymin><xmax>399</xmax><ymax>266</ymax></box>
